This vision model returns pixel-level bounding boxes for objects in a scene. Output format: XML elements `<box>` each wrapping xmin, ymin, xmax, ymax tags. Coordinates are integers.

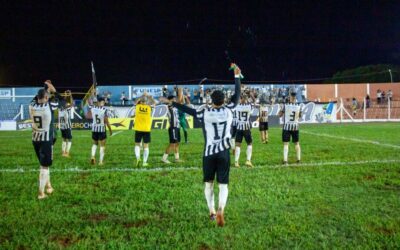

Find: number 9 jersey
<box><xmin>282</xmin><ymin>103</ymin><xmax>302</xmax><ymax>131</ymax></box>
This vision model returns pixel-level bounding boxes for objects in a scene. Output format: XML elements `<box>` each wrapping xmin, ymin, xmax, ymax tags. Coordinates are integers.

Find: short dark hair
<box><xmin>37</xmin><ymin>89</ymin><xmax>48</xmax><ymax>99</ymax></box>
<box><xmin>167</xmin><ymin>95</ymin><xmax>175</xmax><ymax>100</ymax></box>
<box><xmin>211</xmin><ymin>90</ymin><xmax>225</xmax><ymax>106</ymax></box>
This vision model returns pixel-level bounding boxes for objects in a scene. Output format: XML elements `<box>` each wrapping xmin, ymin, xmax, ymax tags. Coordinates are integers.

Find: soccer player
<box><xmin>29</xmin><ymin>80</ymin><xmax>59</xmax><ymax>199</ymax></box>
<box><xmin>234</xmin><ymin>95</ymin><xmax>254</xmax><ymax>168</ymax></box>
<box><xmin>133</xmin><ymin>92</ymin><xmax>156</xmax><ymax>167</ymax></box>
<box><xmin>89</xmin><ymin>97</ymin><xmax>112</xmax><ymax>165</ymax></box>
<box><xmin>59</xmin><ymin>98</ymin><xmax>73</xmax><ymax>157</ymax></box>
<box><xmin>161</xmin><ymin>63</ymin><xmax>242</xmax><ymax>227</ymax></box>
<box><xmin>279</xmin><ymin>89</ymin><xmax>302</xmax><ymax>164</ymax></box>
<box><xmin>178</xmin><ymin>95</ymin><xmax>190</xmax><ymax>143</ymax></box>
<box><xmin>161</xmin><ymin>95</ymin><xmax>183</xmax><ymax>164</ymax></box>
<box><xmin>258</xmin><ymin>94</ymin><xmax>270</xmax><ymax>144</ymax></box>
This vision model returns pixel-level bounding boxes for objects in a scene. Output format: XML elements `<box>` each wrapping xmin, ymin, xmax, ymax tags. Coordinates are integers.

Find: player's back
<box><xmin>201</xmin><ymin>106</ymin><xmax>233</xmax><ymax>156</ymax></box>
<box><xmin>59</xmin><ymin>108</ymin><xmax>72</xmax><ymax>130</ymax></box>
<box><xmin>91</xmin><ymin>106</ymin><xmax>107</xmax><ymax>132</ymax></box>
<box><xmin>30</xmin><ymin>102</ymin><xmax>57</xmax><ymax>142</ymax></box>
<box><xmin>259</xmin><ymin>104</ymin><xmax>269</xmax><ymax>122</ymax></box>
<box><xmin>134</xmin><ymin>104</ymin><xmax>152</xmax><ymax>132</ymax></box>
<box><xmin>283</xmin><ymin>103</ymin><xmax>301</xmax><ymax>131</ymax></box>
<box><xmin>236</xmin><ymin>103</ymin><xmax>253</xmax><ymax>130</ymax></box>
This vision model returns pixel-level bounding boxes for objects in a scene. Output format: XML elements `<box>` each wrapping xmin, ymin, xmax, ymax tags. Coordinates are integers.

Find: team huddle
<box><xmin>29</xmin><ymin>64</ymin><xmax>302</xmax><ymax>227</ymax></box>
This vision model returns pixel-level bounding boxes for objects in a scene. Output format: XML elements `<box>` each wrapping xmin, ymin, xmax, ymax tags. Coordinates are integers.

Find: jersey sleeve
<box><xmin>226</xmin><ymin>77</ymin><xmax>241</xmax><ymax>109</ymax></box>
<box><xmin>50</xmin><ymin>102</ymin><xmax>59</xmax><ymax>111</ymax></box>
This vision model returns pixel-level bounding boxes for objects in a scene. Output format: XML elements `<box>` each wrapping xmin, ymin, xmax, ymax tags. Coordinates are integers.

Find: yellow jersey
<box><xmin>133</xmin><ymin>104</ymin><xmax>152</xmax><ymax>132</ymax></box>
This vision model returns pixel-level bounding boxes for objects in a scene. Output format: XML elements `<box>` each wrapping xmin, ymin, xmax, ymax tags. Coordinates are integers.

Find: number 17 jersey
<box><xmin>282</xmin><ymin>103</ymin><xmax>302</xmax><ymax>131</ymax></box>
<box><xmin>197</xmin><ymin>106</ymin><xmax>233</xmax><ymax>157</ymax></box>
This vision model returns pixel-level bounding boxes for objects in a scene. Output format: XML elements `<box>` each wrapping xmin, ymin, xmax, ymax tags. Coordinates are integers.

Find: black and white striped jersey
<box><xmin>168</xmin><ymin>106</ymin><xmax>180</xmax><ymax>128</ymax></box>
<box><xmin>90</xmin><ymin>106</ymin><xmax>108</xmax><ymax>132</ymax></box>
<box><xmin>236</xmin><ymin>103</ymin><xmax>254</xmax><ymax>130</ymax></box>
<box><xmin>231</xmin><ymin>108</ymin><xmax>238</xmax><ymax>126</ymax></box>
<box><xmin>282</xmin><ymin>103</ymin><xmax>302</xmax><ymax>131</ymax></box>
<box><xmin>29</xmin><ymin>101</ymin><xmax>58</xmax><ymax>142</ymax></box>
<box><xmin>172</xmin><ymin>77</ymin><xmax>241</xmax><ymax>157</ymax></box>
<box><xmin>59</xmin><ymin>107</ymin><xmax>72</xmax><ymax>130</ymax></box>
<box><xmin>259</xmin><ymin>104</ymin><xmax>269</xmax><ymax>122</ymax></box>
<box><xmin>196</xmin><ymin>106</ymin><xmax>234</xmax><ymax>156</ymax></box>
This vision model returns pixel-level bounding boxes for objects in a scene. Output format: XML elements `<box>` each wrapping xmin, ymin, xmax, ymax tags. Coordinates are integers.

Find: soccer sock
<box><xmin>62</xmin><ymin>141</ymin><xmax>66</xmax><ymax>153</ymax></box>
<box><xmin>246</xmin><ymin>145</ymin><xmax>252</xmax><ymax>161</ymax></box>
<box><xmin>218</xmin><ymin>184</ymin><xmax>228</xmax><ymax>211</ymax></box>
<box><xmin>295</xmin><ymin>144</ymin><xmax>301</xmax><ymax>161</ymax></box>
<box><xmin>174</xmin><ymin>153</ymin><xmax>179</xmax><ymax>160</ymax></box>
<box><xmin>91</xmin><ymin>144</ymin><xmax>97</xmax><ymax>158</ymax></box>
<box><xmin>204</xmin><ymin>182</ymin><xmax>215</xmax><ymax>214</ymax></box>
<box><xmin>143</xmin><ymin>148</ymin><xmax>149</xmax><ymax>163</ymax></box>
<box><xmin>162</xmin><ymin>153</ymin><xmax>169</xmax><ymax>161</ymax></box>
<box><xmin>184</xmin><ymin>131</ymin><xmax>188</xmax><ymax>142</ymax></box>
<box><xmin>39</xmin><ymin>167</ymin><xmax>49</xmax><ymax>194</ymax></box>
<box><xmin>234</xmin><ymin>147</ymin><xmax>241</xmax><ymax>162</ymax></box>
<box><xmin>99</xmin><ymin>147</ymin><xmax>105</xmax><ymax>163</ymax></box>
<box><xmin>66</xmin><ymin>142</ymin><xmax>72</xmax><ymax>153</ymax></box>
<box><xmin>283</xmin><ymin>144</ymin><xmax>289</xmax><ymax>162</ymax></box>
<box><xmin>134</xmin><ymin>146</ymin><xmax>141</xmax><ymax>160</ymax></box>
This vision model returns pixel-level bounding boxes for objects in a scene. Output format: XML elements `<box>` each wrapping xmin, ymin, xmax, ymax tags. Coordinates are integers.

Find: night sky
<box><xmin>1</xmin><ymin>1</ymin><xmax>400</xmax><ymax>87</ymax></box>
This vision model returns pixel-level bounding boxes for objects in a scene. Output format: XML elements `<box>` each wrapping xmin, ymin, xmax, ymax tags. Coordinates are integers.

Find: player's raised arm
<box><xmin>160</xmin><ymin>95</ymin><xmax>198</xmax><ymax>118</ymax></box>
<box><xmin>227</xmin><ymin>63</ymin><xmax>242</xmax><ymax>108</ymax></box>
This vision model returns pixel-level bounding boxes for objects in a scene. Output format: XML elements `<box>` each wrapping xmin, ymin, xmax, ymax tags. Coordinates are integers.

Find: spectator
<box><xmin>381</xmin><ymin>91</ymin><xmax>386</xmax><ymax>103</ymax></box>
<box><xmin>387</xmin><ymin>89</ymin><xmax>393</xmax><ymax>101</ymax></box>
<box><xmin>120</xmin><ymin>91</ymin><xmax>128</xmax><ymax>106</ymax></box>
<box><xmin>365</xmin><ymin>94</ymin><xmax>371</xmax><ymax>108</ymax></box>
<box><xmin>377</xmin><ymin>89</ymin><xmax>382</xmax><ymax>104</ymax></box>
<box><xmin>352</xmin><ymin>98</ymin><xmax>358</xmax><ymax>116</ymax></box>
<box><xmin>301</xmin><ymin>87</ymin><xmax>306</xmax><ymax>102</ymax></box>
<box><xmin>162</xmin><ymin>85</ymin><xmax>168</xmax><ymax>97</ymax></box>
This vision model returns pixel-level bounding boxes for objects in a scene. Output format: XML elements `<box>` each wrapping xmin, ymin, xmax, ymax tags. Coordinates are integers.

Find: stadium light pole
<box><xmin>388</xmin><ymin>69</ymin><xmax>393</xmax><ymax>83</ymax></box>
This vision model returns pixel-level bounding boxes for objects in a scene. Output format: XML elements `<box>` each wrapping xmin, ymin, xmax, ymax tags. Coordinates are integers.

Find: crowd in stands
<box><xmin>88</xmin><ymin>85</ymin><xmax>307</xmax><ymax>107</ymax></box>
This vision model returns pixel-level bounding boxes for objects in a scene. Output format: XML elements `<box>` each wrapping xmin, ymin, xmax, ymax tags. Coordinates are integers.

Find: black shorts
<box><xmin>282</xmin><ymin>130</ymin><xmax>299</xmax><ymax>143</ymax></box>
<box><xmin>168</xmin><ymin>127</ymin><xmax>180</xmax><ymax>143</ymax></box>
<box><xmin>235</xmin><ymin>129</ymin><xmax>253</xmax><ymax>144</ymax></box>
<box><xmin>231</xmin><ymin>125</ymin><xmax>237</xmax><ymax>138</ymax></box>
<box><xmin>92</xmin><ymin>132</ymin><xmax>107</xmax><ymax>141</ymax></box>
<box><xmin>259</xmin><ymin>122</ymin><xmax>269</xmax><ymax>131</ymax></box>
<box><xmin>32</xmin><ymin>141</ymin><xmax>53</xmax><ymax>166</ymax></box>
<box><xmin>203</xmin><ymin>150</ymin><xmax>230</xmax><ymax>184</ymax></box>
<box><xmin>135</xmin><ymin>131</ymin><xmax>151</xmax><ymax>143</ymax></box>
<box><xmin>61</xmin><ymin>129</ymin><xmax>72</xmax><ymax>140</ymax></box>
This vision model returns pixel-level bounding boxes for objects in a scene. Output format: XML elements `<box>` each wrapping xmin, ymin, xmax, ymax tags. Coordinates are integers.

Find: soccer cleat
<box><xmin>90</xmin><ymin>158</ymin><xmax>96</xmax><ymax>165</ymax></box>
<box><xmin>282</xmin><ymin>161</ymin><xmax>288</xmax><ymax>166</ymax></box>
<box><xmin>234</xmin><ymin>162</ymin><xmax>240</xmax><ymax>168</ymax></box>
<box><xmin>142</xmin><ymin>162</ymin><xmax>149</xmax><ymax>167</ymax></box>
<box><xmin>99</xmin><ymin>161</ymin><xmax>104</xmax><ymax>166</ymax></box>
<box><xmin>245</xmin><ymin>160</ymin><xmax>254</xmax><ymax>168</ymax></box>
<box><xmin>135</xmin><ymin>159</ymin><xmax>141</xmax><ymax>167</ymax></box>
<box><xmin>38</xmin><ymin>193</ymin><xmax>48</xmax><ymax>200</ymax></box>
<box><xmin>161</xmin><ymin>159</ymin><xmax>171</xmax><ymax>164</ymax></box>
<box><xmin>216</xmin><ymin>208</ymin><xmax>225</xmax><ymax>227</ymax></box>
<box><xmin>296</xmin><ymin>160</ymin><xmax>301</xmax><ymax>164</ymax></box>
<box><xmin>210</xmin><ymin>213</ymin><xmax>216</xmax><ymax>221</ymax></box>
<box><xmin>64</xmin><ymin>153</ymin><xmax>71</xmax><ymax>158</ymax></box>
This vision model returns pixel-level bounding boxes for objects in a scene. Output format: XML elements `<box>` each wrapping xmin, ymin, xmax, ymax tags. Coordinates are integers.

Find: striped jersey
<box><xmin>231</xmin><ymin>108</ymin><xmax>238</xmax><ymax>126</ymax></box>
<box><xmin>29</xmin><ymin>101</ymin><xmax>58</xmax><ymax>142</ymax></box>
<box><xmin>58</xmin><ymin>107</ymin><xmax>72</xmax><ymax>130</ymax></box>
<box><xmin>168</xmin><ymin>106</ymin><xmax>180</xmax><ymax>128</ymax></box>
<box><xmin>259</xmin><ymin>104</ymin><xmax>269</xmax><ymax>122</ymax></box>
<box><xmin>90</xmin><ymin>106</ymin><xmax>108</xmax><ymax>132</ymax></box>
<box><xmin>196</xmin><ymin>105</ymin><xmax>234</xmax><ymax>157</ymax></box>
<box><xmin>236</xmin><ymin>103</ymin><xmax>254</xmax><ymax>130</ymax></box>
<box><xmin>282</xmin><ymin>103</ymin><xmax>302</xmax><ymax>131</ymax></box>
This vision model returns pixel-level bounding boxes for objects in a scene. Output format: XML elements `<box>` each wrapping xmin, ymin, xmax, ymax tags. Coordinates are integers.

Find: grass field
<box><xmin>0</xmin><ymin>123</ymin><xmax>399</xmax><ymax>249</ymax></box>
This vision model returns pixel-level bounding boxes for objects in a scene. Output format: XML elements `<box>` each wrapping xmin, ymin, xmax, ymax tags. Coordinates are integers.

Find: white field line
<box><xmin>111</xmin><ymin>131</ymin><xmax>124</xmax><ymax>137</ymax></box>
<box><xmin>302</xmin><ymin>130</ymin><xmax>400</xmax><ymax>149</ymax></box>
<box><xmin>1</xmin><ymin>159</ymin><xmax>399</xmax><ymax>174</ymax></box>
